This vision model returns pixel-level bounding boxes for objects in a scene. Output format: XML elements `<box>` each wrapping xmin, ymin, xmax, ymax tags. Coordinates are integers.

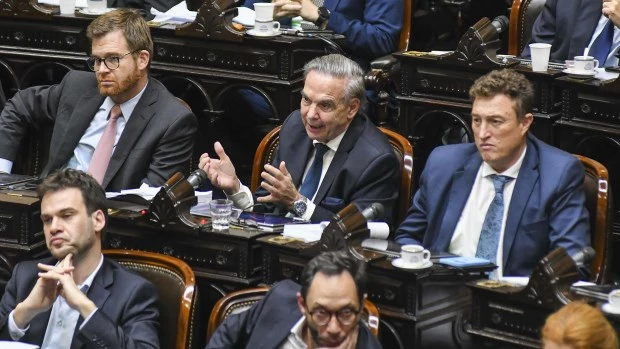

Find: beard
<box><xmin>97</xmin><ymin>63</ymin><xmax>142</xmax><ymax>97</ymax></box>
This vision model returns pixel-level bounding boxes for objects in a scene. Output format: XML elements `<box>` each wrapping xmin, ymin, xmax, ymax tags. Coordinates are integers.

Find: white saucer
<box><xmin>78</xmin><ymin>8</ymin><xmax>113</xmax><ymax>16</ymax></box>
<box><xmin>391</xmin><ymin>258</ymin><xmax>433</xmax><ymax>270</ymax></box>
<box><xmin>562</xmin><ymin>68</ymin><xmax>597</xmax><ymax>79</ymax></box>
<box><xmin>246</xmin><ymin>29</ymin><xmax>282</xmax><ymax>38</ymax></box>
<box><xmin>602</xmin><ymin>303</ymin><xmax>620</xmax><ymax>315</ymax></box>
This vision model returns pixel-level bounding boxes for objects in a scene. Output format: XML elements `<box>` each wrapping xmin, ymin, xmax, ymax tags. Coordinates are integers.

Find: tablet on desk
<box><xmin>438</xmin><ymin>256</ymin><xmax>493</xmax><ymax>267</ymax></box>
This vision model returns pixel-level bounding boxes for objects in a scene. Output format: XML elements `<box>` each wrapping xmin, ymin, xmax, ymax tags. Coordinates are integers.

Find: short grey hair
<box><xmin>303</xmin><ymin>54</ymin><xmax>366</xmax><ymax>105</ymax></box>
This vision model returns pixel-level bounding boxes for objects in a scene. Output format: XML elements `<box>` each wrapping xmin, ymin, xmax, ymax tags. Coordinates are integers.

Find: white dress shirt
<box><xmin>586</xmin><ymin>15</ymin><xmax>620</xmax><ymax>67</ymax></box>
<box><xmin>227</xmin><ymin>129</ymin><xmax>346</xmax><ymax>221</ymax></box>
<box><xmin>8</xmin><ymin>255</ymin><xmax>105</xmax><ymax>348</ymax></box>
<box><xmin>449</xmin><ymin>147</ymin><xmax>527</xmax><ymax>278</ymax></box>
<box><xmin>279</xmin><ymin>316</ymin><xmax>308</xmax><ymax>349</ymax></box>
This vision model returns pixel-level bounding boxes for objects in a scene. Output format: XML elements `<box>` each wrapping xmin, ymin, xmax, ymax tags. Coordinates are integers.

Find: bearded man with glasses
<box><xmin>0</xmin><ymin>9</ymin><xmax>197</xmax><ymax>191</ymax></box>
<box><xmin>206</xmin><ymin>250</ymin><xmax>381</xmax><ymax>349</ymax></box>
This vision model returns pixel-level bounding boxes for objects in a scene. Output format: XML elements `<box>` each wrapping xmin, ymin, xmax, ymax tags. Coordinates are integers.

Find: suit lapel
<box><xmin>47</xmin><ymin>88</ymin><xmax>104</xmax><ymax>173</ymax></box>
<box><xmin>102</xmin><ymin>80</ymin><xmax>158</xmax><ymax>188</ymax></box>
<box><xmin>313</xmin><ymin>115</ymin><xmax>364</xmax><ymax>203</ymax></box>
<box><xmin>287</xmin><ymin>130</ymin><xmax>314</xmax><ymax>188</ymax></box>
<box><xmin>572</xmin><ymin>0</ymin><xmax>603</xmax><ymax>54</ymax></box>
<box><xmin>71</xmin><ymin>258</ymin><xmax>113</xmax><ymax>349</ymax></box>
<box><xmin>436</xmin><ymin>152</ymin><xmax>481</xmax><ymax>250</ymax></box>
<box><xmin>502</xmin><ymin>139</ymin><xmax>539</xmax><ymax>267</ymax></box>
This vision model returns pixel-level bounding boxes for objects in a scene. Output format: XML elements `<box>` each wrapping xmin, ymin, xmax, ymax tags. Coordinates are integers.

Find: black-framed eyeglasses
<box><xmin>308</xmin><ymin>307</ymin><xmax>361</xmax><ymax>326</ymax></box>
<box><xmin>86</xmin><ymin>50</ymin><xmax>140</xmax><ymax>71</ymax></box>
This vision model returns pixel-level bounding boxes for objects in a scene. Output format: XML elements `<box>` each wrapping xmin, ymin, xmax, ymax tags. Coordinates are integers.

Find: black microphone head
<box><xmin>360</xmin><ymin>202</ymin><xmax>384</xmax><ymax>221</ymax></box>
<box><xmin>491</xmin><ymin>15</ymin><xmax>509</xmax><ymax>34</ymax></box>
<box><xmin>187</xmin><ymin>169</ymin><xmax>208</xmax><ymax>189</ymax></box>
<box><xmin>370</xmin><ymin>202</ymin><xmax>384</xmax><ymax>218</ymax></box>
<box><xmin>572</xmin><ymin>246</ymin><xmax>596</xmax><ymax>266</ymax></box>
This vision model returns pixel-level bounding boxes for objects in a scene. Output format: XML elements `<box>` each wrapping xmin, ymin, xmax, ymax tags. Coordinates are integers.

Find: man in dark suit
<box><xmin>206</xmin><ymin>250</ymin><xmax>381</xmax><ymax>349</ymax></box>
<box><xmin>522</xmin><ymin>0</ymin><xmax>620</xmax><ymax>66</ymax></box>
<box><xmin>0</xmin><ymin>9</ymin><xmax>197</xmax><ymax>192</ymax></box>
<box><xmin>199</xmin><ymin>54</ymin><xmax>399</xmax><ymax>224</ymax></box>
<box><xmin>395</xmin><ymin>69</ymin><xmax>590</xmax><ymax>277</ymax></box>
<box><xmin>0</xmin><ymin>169</ymin><xmax>159</xmax><ymax>347</ymax></box>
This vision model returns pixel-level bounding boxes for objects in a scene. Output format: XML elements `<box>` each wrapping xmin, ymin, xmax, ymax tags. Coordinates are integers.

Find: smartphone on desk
<box><xmin>438</xmin><ymin>256</ymin><xmax>493</xmax><ymax>267</ymax></box>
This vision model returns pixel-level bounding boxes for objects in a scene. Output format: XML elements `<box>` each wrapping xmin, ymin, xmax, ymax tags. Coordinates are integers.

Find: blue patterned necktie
<box><xmin>476</xmin><ymin>174</ymin><xmax>514</xmax><ymax>262</ymax></box>
<box><xmin>590</xmin><ymin>20</ymin><xmax>615</xmax><ymax>66</ymax></box>
<box><xmin>299</xmin><ymin>143</ymin><xmax>329</xmax><ymax>199</ymax></box>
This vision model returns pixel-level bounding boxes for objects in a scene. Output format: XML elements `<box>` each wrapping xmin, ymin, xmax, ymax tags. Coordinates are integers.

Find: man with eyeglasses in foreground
<box><xmin>0</xmin><ymin>9</ymin><xmax>197</xmax><ymax>191</ymax></box>
<box><xmin>206</xmin><ymin>250</ymin><xmax>381</xmax><ymax>349</ymax></box>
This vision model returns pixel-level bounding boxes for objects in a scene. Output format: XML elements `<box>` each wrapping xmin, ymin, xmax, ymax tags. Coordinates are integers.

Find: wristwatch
<box><xmin>314</xmin><ymin>6</ymin><xmax>330</xmax><ymax>30</ymax></box>
<box><xmin>292</xmin><ymin>196</ymin><xmax>308</xmax><ymax>217</ymax></box>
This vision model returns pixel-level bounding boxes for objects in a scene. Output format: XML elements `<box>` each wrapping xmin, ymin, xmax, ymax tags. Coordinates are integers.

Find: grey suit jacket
<box><xmin>0</xmin><ymin>257</ymin><xmax>160</xmax><ymax>349</ymax></box>
<box><xmin>0</xmin><ymin>70</ymin><xmax>197</xmax><ymax>191</ymax></box>
<box><xmin>254</xmin><ymin>111</ymin><xmax>400</xmax><ymax>225</ymax></box>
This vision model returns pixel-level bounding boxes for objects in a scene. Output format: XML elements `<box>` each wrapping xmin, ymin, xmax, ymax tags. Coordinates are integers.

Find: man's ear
<box><xmin>347</xmin><ymin>98</ymin><xmax>360</xmax><ymax>120</ymax></box>
<box><xmin>296</xmin><ymin>292</ymin><xmax>306</xmax><ymax>314</ymax></box>
<box><xmin>137</xmin><ymin>50</ymin><xmax>150</xmax><ymax>71</ymax></box>
<box><xmin>520</xmin><ymin>112</ymin><xmax>534</xmax><ymax>135</ymax></box>
<box><xmin>92</xmin><ymin>209</ymin><xmax>106</xmax><ymax>234</ymax></box>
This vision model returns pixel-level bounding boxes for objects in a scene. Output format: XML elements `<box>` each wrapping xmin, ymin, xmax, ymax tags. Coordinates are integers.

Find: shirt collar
<box><xmin>290</xmin><ymin>316</ymin><xmax>308</xmax><ymax>348</ymax></box>
<box><xmin>77</xmin><ymin>254</ymin><xmax>104</xmax><ymax>291</ymax></box>
<box><xmin>481</xmin><ymin>144</ymin><xmax>527</xmax><ymax>179</ymax></box>
<box><xmin>100</xmin><ymin>81</ymin><xmax>148</xmax><ymax>122</ymax></box>
<box><xmin>313</xmin><ymin>127</ymin><xmax>346</xmax><ymax>153</ymax></box>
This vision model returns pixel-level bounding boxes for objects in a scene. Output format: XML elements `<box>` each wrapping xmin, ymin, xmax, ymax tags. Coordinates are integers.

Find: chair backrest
<box><xmin>250</xmin><ymin>126</ymin><xmax>413</xmax><ymax>225</ymax></box>
<box><xmin>398</xmin><ymin>0</ymin><xmax>414</xmax><ymax>52</ymax></box>
<box><xmin>206</xmin><ymin>286</ymin><xmax>380</xmax><ymax>340</ymax></box>
<box><xmin>573</xmin><ymin>155</ymin><xmax>612</xmax><ymax>284</ymax></box>
<box><xmin>508</xmin><ymin>0</ymin><xmax>547</xmax><ymax>55</ymax></box>
<box><xmin>102</xmin><ymin>249</ymin><xmax>198</xmax><ymax>349</ymax></box>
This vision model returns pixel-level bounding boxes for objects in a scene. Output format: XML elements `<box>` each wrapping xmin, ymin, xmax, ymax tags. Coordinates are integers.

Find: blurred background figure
<box><xmin>541</xmin><ymin>302</ymin><xmax>619</xmax><ymax>349</ymax></box>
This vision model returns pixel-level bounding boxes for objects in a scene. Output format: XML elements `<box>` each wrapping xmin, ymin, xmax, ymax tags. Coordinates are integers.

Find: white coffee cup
<box><xmin>401</xmin><ymin>244</ymin><xmax>431</xmax><ymax>266</ymax></box>
<box><xmin>573</xmin><ymin>55</ymin><xmax>599</xmax><ymax>74</ymax></box>
<box><xmin>86</xmin><ymin>0</ymin><xmax>106</xmax><ymax>13</ymax></box>
<box><xmin>529</xmin><ymin>43</ymin><xmax>552</xmax><ymax>72</ymax></box>
<box><xmin>254</xmin><ymin>3</ymin><xmax>275</xmax><ymax>22</ymax></box>
<box><xmin>609</xmin><ymin>289</ymin><xmax>620</xmax><ymax>311</ymax></box>
<box><xmin>59</xmin><ymin>0</ymin><xmax>76</xmax><ymax>14</ymax></box>
<box><xmin>255</xmin><ymin>20</ymin><xmax>280</xmax><ymax>34</ymax></box>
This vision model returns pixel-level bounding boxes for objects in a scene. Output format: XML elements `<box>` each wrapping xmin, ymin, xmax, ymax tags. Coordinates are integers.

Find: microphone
<box><xmin>491</xmin><ymin>15</ymin><xmax>509</xmax><ymax>35</ymax></box>
<box><xmin>186</xmin><ymin>169</ymin><xmax>208</xmax><ymax>189</ymax></box>
<box><xmin>335</xmin><ymin>203</ymin><xmax>385</xmax><ymax>234</ymax></box>
<box><xmin>571</xmin><ymin>246</ymin><xmax>596</xmax><ymax>267</ymax></box>
<box><xmin>360</xmin><ymin>203</ymin><xmax>385</xmax><ymax>222</ymax></box>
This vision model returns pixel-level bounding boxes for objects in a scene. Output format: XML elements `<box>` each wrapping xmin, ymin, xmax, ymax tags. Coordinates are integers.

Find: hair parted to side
<box><xmin>86</xmin><ymin>8</ymin><xmax>153</xmax><ymax>64</ymax></box>
<box><xmin>542</xmin><ymin>302</ymin><xmax>619</xmax><ymax>349</ymax></box>
<box><xmin>37</xmin><ymin>169</ymin><xmax>108</xmax><ymax>221</ymax></box>
<box><xmin>469</xmin><ymin>69</ymin><xmax>534</xmax><ymax>119</ymax></box>
<box><xmin>303</xmin><ymin>54</ymin><xmax>366</xmax><ymax>105</ymax></box>
<box><xmin>299</xmin><ymin>250</ymin><xmax>367</xmax><ymax>304</ymax></box>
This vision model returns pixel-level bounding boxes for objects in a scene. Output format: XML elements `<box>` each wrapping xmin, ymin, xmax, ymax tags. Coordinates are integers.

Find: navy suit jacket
<box><xmin>394</xmin><ymin>135</ymin><xmax>591</xmax><ymax>276</ymax></box>
<box><xmin>0</xmin><ymin>70</ymin><xmax>198</xmax><ymax>192</ymax></box>
<box><xmin>206</xmin><ymin>279</ymin><xmax>381</xmax><ymax>349</ymax></box>
<box><xmin>0</xmin><ymin>257</ymin><xmax>160</xmax><ymax>348</ymax></box>
<box><xmin>522</xmin><ymin>0</ymin><xmax>602</xmax><ymax>61</ymax></box>
<box><xmin>243</xmin><ymin>0</ymin><xmax>403</xmax><ymax>69</ymax></box>
<box><xmin>254</xmin><ymin>110</ymin><xmax>400</xmax><ymax>225</ymax></box>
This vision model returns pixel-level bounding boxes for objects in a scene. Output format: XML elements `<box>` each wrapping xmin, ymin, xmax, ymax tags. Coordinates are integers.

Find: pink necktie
<box><xmin>89</xmin><ymin>104</ymin><xmax>121</xmax><ymax>184</ymax></box>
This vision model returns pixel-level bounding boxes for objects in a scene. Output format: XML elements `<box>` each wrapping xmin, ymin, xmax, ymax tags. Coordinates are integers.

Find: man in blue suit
<box><xmin>0</xmin><ymin>169</ymin><xmax>159</xmax><ymax>347</ymax></box>
<box><xmin>395</xmin><ymin>69</ymin><xmax>590</xmax><ymax>277</ymax></box>
<box><xmin>206</xmin><ymin>250</ymin><xmax>381</xmax><ymax>349</ymax></box>
<box><xmin>522</xmin><ymin>0</ymin><xmax>620</xmax><ymax>66</ymax></box>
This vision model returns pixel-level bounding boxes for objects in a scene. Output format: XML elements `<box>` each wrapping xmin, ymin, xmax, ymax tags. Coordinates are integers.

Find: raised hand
<box><xmin>256</xmin><ymin>161</ymin><xmax>300</xmax><ymax>209</ymax></box>
<box><xmin>199</xmin><ymin>142</ymin><xmax>240</xmax><ymax>194</ymax></box>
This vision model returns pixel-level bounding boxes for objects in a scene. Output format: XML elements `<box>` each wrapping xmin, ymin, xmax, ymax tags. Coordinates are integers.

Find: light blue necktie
<box><xmin>299</xmin><ymin>143</ymin><xmax>329</xmax><ymax>199</ymax></box>
<box><xmin>476</xmin><ymin>175</ymin><xmax>514</xmax><ymax>262</ymax></box>
<box><xmin>590</xmin><ymin>20</ymin><xmax>615</xmax><ymax>66</ymax></box>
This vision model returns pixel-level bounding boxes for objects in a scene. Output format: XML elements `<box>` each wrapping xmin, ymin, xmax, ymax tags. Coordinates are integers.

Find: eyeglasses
<box><xmin>308</xmin><ymin>307</ymin><xmax>361</xmax><ymax>326</ymax></box>
<box><xmin>86</xmin><ymin>50</ymin><xmax>140</xmax><ymax>71</ymax></box>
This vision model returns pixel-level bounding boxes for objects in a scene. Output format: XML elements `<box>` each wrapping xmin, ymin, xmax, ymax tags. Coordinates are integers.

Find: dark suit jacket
<box><xmin>394</xmin><ymin>135</ymin><xmax>591</xmax><ymax>276</ymax></box>
<box><xmin>243</xmin><ymin>0</ymin><xmax>403</xmax><ymax>69</ymax></box>
<box><xmin>522</xmin><ymin>0</ymin><xmax>602</xmax><ymax>61</ymax></box>
<box><xmin>206</xmin><ymin>279</ymin><xmax>381</xmax><ymax>349</ymax></box>
<box><xmin>0</xmin><ymin>257</ymin><xmax>160</xmax><ymax>348</ymax></box>
<box><xmin>255</xmin><ymin>111</ymin><xmax>400</xmax><ymax>225</ymax></box>
<box><xmin>0</xmin><ymin>70</ymin><xmax>197</xmax><ymax>192</ymax></box>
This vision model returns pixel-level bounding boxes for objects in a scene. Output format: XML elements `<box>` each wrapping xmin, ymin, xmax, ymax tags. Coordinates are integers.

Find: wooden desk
<box><xmin>258</xmin><ymin>236</ymin><xmax>494</xmax><ymax>349</ymax></box>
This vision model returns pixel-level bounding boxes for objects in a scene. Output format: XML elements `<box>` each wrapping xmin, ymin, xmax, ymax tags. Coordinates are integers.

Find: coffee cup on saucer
<box><xmin>252</xmin><ymin>3</ymin><xmax>280</xmax><ymax>36</ymax></box>
<box><xmin>573</xmin><ymin>55</ymin><xmax>599</xmax><ymax>75</ymax></box>
<box><xmin>254</xmin><ymin>20</ymin><xmax>280</xmax><ymax>35</ymax></box>
<box><xmin>400</xmin><ymin>244</ymin><xmax>431</xmax><ymax>267</ymax></box>
<box><xmin>606</xmin><ymin>289</ymin><xmax>620</xmax><ymax>313</ymax></box>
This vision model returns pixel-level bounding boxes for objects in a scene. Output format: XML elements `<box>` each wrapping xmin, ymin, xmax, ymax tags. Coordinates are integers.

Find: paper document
<box><xmin>0</xmin><ymin>341</ymin><xmax>40</xmax><ymax>349</ymax></box>
<box><xmin>150</xmin><ymin>1</ymin><xmax>196</xmax><ymax>24</ymax></box>
<box><xmin>283</xmin><ymin>221</ymin><xmax>390</xmax><ymax>243</ymax></box>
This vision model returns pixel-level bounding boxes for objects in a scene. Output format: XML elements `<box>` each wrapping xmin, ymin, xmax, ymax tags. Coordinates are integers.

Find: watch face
<box><xmin>294</xmin><ymin>200</ymin><xmax>307</xmax><ymax>215</ymax></box>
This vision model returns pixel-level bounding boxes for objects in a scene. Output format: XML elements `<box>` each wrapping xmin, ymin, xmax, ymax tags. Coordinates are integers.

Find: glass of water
<box><xmin>209</xmin><ymin>199</ymin><xmax>233</xmax><ymax>231</ymax></box>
